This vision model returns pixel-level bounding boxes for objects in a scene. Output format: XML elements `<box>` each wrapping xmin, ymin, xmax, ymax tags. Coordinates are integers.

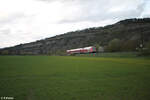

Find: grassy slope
<box><xmin>0</xmin><ymin>56</ymin><xmax>150</xmax><ymax>100</ymax></box>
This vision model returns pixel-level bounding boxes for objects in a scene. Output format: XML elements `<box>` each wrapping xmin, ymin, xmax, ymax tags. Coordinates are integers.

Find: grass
<box><xmin>76</xmin><ymin>52</ymin><xmax>139</xmax><ymax>58</ymax></box>
<box><xmin>0</xmin><ymin>56</ymin><xmax>150</xmax><ymax>100</ymax></box>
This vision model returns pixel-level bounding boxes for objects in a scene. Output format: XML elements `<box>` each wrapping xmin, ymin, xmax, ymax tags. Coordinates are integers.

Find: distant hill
<box><xmin>0</xmin><ymin>18</ymin><xmax>150</xmax><ymax>55</ymax></box>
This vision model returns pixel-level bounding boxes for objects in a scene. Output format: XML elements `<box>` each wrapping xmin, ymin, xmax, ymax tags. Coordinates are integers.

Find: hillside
<box><xmin>0</xmin><ymin>18</ymin><xmax>150</xmax><ymax>55</ymax></box>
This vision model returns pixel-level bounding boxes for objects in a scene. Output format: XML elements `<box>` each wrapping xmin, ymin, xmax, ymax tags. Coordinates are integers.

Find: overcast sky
<box><xmin>0</xmin><ymin>0</ymin><xmax>149</xmax><ymax>48</ymax></box>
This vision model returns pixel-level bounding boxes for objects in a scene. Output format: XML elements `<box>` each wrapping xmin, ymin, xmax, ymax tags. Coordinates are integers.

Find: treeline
<box><xmin>95</xmin><ymin>38</ymin><xmax>150</xmax><ymax>55</ymax></box>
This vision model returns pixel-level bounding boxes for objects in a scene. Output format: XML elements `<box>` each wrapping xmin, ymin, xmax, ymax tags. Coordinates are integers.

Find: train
<box><xmin>66</xmin><ymin>46</ymin><xmax>96</xmax><ymax>55</ymax></box>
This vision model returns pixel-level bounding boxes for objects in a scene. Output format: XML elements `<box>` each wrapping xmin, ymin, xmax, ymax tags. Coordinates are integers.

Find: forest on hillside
<box><xmin>0</xmin><ymin>18</ymin><xmax>150</xmax><ymax>55</ymax></box>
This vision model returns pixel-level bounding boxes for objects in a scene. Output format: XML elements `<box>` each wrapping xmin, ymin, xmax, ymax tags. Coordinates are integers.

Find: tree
<box><xmin>94</xmin><ymin>43</ymin><xmax>100</xmax><ymax>52</ymax></box>
<box><xmin>140</xmin><ymin>41</ymin><xmax>150</xmax><ymax>56</ymax></box>
<box><xmin>107</xmin><ymin>38</ymin><xmax>121</xmax><ymax>52</ymax></box>
<box><xmin>121</xmin><ymin>40</ymin><xmax>138</xmax><ymax>51</ymax></box>
<box><xmin>146</xmin><ymin>41</ymin><xmax>150</xmax><ymax>50</ymax></box>
<box><xmin>1</xmin><ymin>50</ymin><xmax>9</xmax><ymax>55</ymax></box>
<box><xmin>139</xmin><ymin>41</ymin><xmax>150</xmax><ymax>56</ymax></box>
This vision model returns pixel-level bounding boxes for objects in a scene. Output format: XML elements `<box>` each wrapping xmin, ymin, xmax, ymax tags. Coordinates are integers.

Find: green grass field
<box><xmin>0</xmin><ymin>56</ymin><xmax>150</xmax><ymax>100</ymax></box>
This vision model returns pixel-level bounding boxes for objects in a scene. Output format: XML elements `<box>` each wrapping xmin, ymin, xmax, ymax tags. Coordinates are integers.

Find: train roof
<box><xmin>67</xmin><ymin>46</ymin><xmax>94</xmax><ymax>52</ymax></box>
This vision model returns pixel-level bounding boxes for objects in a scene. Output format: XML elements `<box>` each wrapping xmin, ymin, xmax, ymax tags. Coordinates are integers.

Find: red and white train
<box><xmin>67</xmin><ymin>46</ymin><xmax>96</xmax><ymax>54</ymax></box>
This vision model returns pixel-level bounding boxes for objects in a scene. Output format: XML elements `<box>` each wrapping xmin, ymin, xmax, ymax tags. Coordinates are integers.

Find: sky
<box><xmin>0</xmin><ymin>0</ymin><xmax>149</xmax><ymax>48</ymax></box>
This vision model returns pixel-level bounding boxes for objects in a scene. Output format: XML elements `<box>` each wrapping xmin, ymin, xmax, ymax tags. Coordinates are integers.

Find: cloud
<box><xmin>0</xmin><ymin>0</ymin><xmax>149</xmax><ymax>48</ymax></box>
<box><xmin>0</xmin><ymin>29</ymin><xmax>11</xmax><ymax>35</ymax></box>
<box><xmin>140</xmin><ymin>0</ymin><xmax>150</xmax><ymax>17</ymax></box>
<box><xmin>0</xmin><ymin>13</ymin><xmax>26</xmax><ymax>27</ymax></box>
<box><xmin>56</xmin><ymin>0</ymin><xmax>145</xmax><ymax>23</ymax></box>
